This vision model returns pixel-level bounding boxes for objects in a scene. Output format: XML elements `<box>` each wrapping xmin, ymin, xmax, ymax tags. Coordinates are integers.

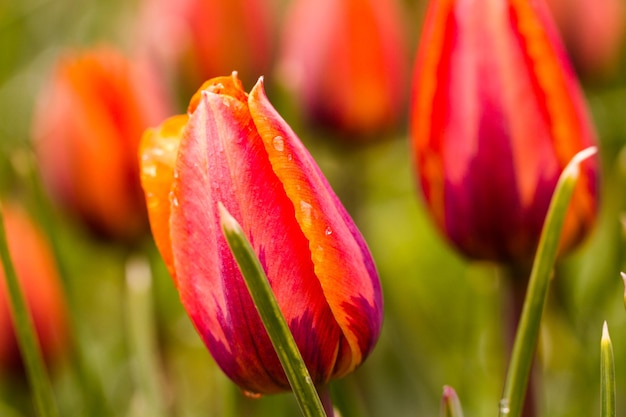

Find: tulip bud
<box><xmin>139</xmin><ymin>73</ymin><xmax>383</xmax><ymax>394</ymax></box>
<box><xmin>410</xmin><ymin>0</ymin><xmax>599</xmax><ymax>266</ymax></box>
<box><xmin>32</xmin><ymin>47</ymin><xmax>170</xmax><ymax>242</ymax></box>
<box><xmin>277</xmin><ymin>0</ymin><xmax>408</xmax><ymax>136</ymax></box>
<box><xmin>0</xmin><ymin>202</ymin><xmax>67</xmax><ymax>370</ymax></box>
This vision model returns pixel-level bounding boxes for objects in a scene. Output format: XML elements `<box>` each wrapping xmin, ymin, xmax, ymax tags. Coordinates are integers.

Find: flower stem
<box><xmin>19</xmin><ymin>149</ymin><xmax>114</xmax><ymax>416</ymax></box>
<box><xmin>125</xmin><ymin>255</ymin><xmax>167</xmax><ymax>417</ymax></box>
<box><xmin>499</xmin><ymin>147</ymin><xmax>597</xmax><ymax>417</ymax></box>
<box><xmin>0</xmin><ymin>203</ymin><xmax>59</xmax><ymax>417</ymax></box>
<box><xmin>219</xmin><ymin>202</ymin><xmax>327</xmax><ymax>417</ymax></box>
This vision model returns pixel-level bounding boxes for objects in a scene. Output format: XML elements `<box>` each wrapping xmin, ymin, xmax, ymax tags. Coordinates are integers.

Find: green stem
<box><xmin>125</xmin><ymin>256</ymin><xmax>167</xmax><ymax>417</ymax></box>
<box><xmin>499</xmin><ymin>147</ymin><xmax>597</xmax><ymax>417</ymax></box>
<box><xmin>0</xmin><ymin>203</ymin><xmax>59</xmax><ymax>417</ymax></box>
<box><xmin>19</xmin><ymin>149</ymin><xmax>114</xmax><ymax>416</ymax></box>
<box><xmin>219</xmin><ymin>203</ymin><xmax>327</xmax><ymax>417</ymax></box>
<box><xmin>441</xmin><ymin>385</ymin><xmax>464</xmax><ymax>417</ymax></box>
<box><xmin>601</xmin><ymin>321</ymin><xmax>615</xmax><ymax>417</ymax></box>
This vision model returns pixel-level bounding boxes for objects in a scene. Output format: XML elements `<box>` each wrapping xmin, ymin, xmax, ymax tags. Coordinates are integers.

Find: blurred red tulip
<box><xmin>136</xmin><ymin>0</ymin><xmax>274</xmax><ymax>91</ymax></box>
<box><xmin>410</xmin><ymin>0</ymin><xmax>599</xmax><ymax>266</ymax></box>
<box><xmin>0</xmin><ymin>202</ymin><xmax>67</xmax><ymax>370</ymax></box>
<box><xmin>278</xmin><ymin>0</ymin><xmax>409</xmax><ymax>136</ymax></box>
<box><xmin>545</xmin><ymin>0</ymin><xmax>625</xmax><ymax>79</ymax></box>
<box><xmin>140</xmin><ymin>73</ymin><xmax>383</xmax><ymax>394</ymax></box>
<box><xmin>33</xmin><ymin>47</ymin><xmax>170</xmax><ymax>242</ymax></box>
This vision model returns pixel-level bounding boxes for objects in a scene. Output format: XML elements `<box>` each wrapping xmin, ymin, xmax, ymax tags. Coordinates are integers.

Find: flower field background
<box><xmin>0</xmin><ymin>0</ymin><xmax>626</xmax><ymax>416</ymax></box>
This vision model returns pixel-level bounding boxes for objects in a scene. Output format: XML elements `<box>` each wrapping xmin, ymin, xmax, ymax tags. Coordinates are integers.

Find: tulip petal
<box><xmin>248</xmin><ymin>78</ymin><xmax>383</xmax><ymax>376</ymax></box>
<box><xmin>139</xmin><ymin>114</ymin><xmax>188</xmax><ymax>282</ymax></box>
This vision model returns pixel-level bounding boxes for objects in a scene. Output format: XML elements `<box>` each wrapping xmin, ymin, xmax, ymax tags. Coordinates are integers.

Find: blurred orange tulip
<box><xmin>135</xmin><ymin>0</ymin><xmax>274</xmax><ymax>91</ymax></box>
<box><xmin>32</xmin><ymin>47</ymin><xmax>170</xmax><ymax>242</ymax></box>
<box><xmin>0</xmin><ymin>202</ymin><xmax>67</xmax><ymax>370</ymax></box>
<box><xmin>278</xmin><ymin>0</ymin><xmax>409</xmax><ymax>137</ymax></box>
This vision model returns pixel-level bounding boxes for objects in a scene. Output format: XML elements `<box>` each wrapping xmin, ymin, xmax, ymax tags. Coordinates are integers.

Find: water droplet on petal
<box><xmin>242</xmin><ymin>390</ymin><xmax>263</xmax><ymax>399</ymax></box>
<box><xmin>153</xmin><ymin>148</ymin><xmax>165</xmax><ymax>157</ymax></box>
<box><xmin>324</xmin><ymin>226</ymin><xmax>333</xmax><ymax>236</ymax></box>
<box><xmin>273</xmin><ymin>136</ymin><xmax>285</xmax><ymax>152</ymax></box>
<box><xmin>171</xmin><ymin>195</ymin><xmax>179</xmax><ymax>208</ymax></box>
<box><xmin>300</xmin><ymin>201</ymin><xmax>312</xmax><ymax>227</ymax></box>
<box><xmin>143</xmin><ymin>163</ymin><xmax>157</xmax><ymax>178</ymax></box>
<box><xmin>287</xmin><ymin>153</ymin><xmax>293</xmax><ymax>161</ymax></box>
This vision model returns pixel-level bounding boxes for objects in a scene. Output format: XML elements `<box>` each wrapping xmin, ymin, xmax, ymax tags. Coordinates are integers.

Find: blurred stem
<box><xmin>17</xmin><ymin>149</ymin><xmax>114</xmax><ymax>416</ymax></box>
<box><xmin>503</xmin><ymin>266</ymin><xmax>536</xmax><ymax>417</ymax></box>
<box><xmin>219</xmin><ymin>203</ymin><xmax>327</xmax><ymax>417</ymax></box>
<box><xmin>499</xmin><ymin>147</ymin><xmax>597</xmax><ymax>417</ymax></box>
<box><xmin>0</xmin><ymin>203</ymin><xmax>59</xmax><ymax>417</ymax></box>
<box><xmin>440</xmin><ymin>385</ymin><xmax>464</xmax><ymax>417</ymax></box>
<box><xmin>0</xmin><ymin>401</ymin><xmax>26</xmax><ymax>417</ymax></box>
<box><xmin>317</xmin><ymin>386</ymin><xmax>335</xmax><ymax>417</ymax></box>
<box><xmin>125</xmin><ymin>256</ymin><xmax>167</xmax><ymax>417</ymax></box>
<box><xmin>601</xmin><ymin>321</ymin><xmax>615</xmax><ymax>417</ymax></box>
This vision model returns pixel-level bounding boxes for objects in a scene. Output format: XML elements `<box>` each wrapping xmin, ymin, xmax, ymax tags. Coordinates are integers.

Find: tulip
<box><xmin>277</xmin><ymin>0</ymin><xmax>408</xmax><ymax>136</ymax></box>
<box><xmin>410</xmin><ymin>0</ymin><xmax>599</xmax><ymax>266</ymax></box>
<box><xmin>0</xmin><ymin>202</ymin><xmax>67</xmax><ymax>370</ymax></box>
<box><xmin>32</xmin><ymin>47</ymin><xmax>170</xmax><ymax>242</ymax></box>
<box><xmin>139</xmin><ymin>73</ymin><xmax>383</xmax><ymax>394</ymax></box>
<box><xmin>135</xmin><ymin>0</ymin><xmax>274</xmax><ymax>92</ymax></box>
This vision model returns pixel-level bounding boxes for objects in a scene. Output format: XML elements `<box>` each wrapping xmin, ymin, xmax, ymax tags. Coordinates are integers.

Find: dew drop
<box><xmin>171</xmin><ymin>195</ymin><xmax>179</xmax><ymax>208</ymax></box>
<box><xmin>143</xmin><ymin>164</ymin><xmax>157</xmax><ymax>178</ymax></box>
<box><xmin>273</xmin><ymin>135</ymin><xmax>285</xmax><ymax>152</ymax></box>
<box><xmin>287</xmin><ymin>153</ymin><xmax>293</xmax><ymax>161</ymax></box>
<box><xmin>300</xmin><ymin>201</ymin><xmax>312</xmax><ymax>227</ymax></box>
<box><xmin>324</xmin><ymin>226</ymin><xmax>333</xmax><ymax>236</ymax></box>
<box><xmin>242</xmin><ymin>390</ymin><xmax>263</xmax><ymax>399</ymax></box>
<box><xmin>151</xmin><ymin>147</ymin><xmax>165</xmax><ymax>157</ymax></box>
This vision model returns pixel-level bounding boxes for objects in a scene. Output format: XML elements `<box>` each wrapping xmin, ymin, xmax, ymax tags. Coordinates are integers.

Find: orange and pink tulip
<box><xmin>410</xmin><ymin>0</ymin><xmax>599</xmax><ymax>266</ymax></box>
<box><xmin>140</xmin><ymin>73</ymin><xmax>383</xmax><ymax>394</ymax></box>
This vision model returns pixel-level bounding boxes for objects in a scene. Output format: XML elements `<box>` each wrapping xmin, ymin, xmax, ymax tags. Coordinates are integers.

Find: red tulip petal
<box><xmin>248</xmin><ymin>78</ymin><xmax>383</xmax><ymax>377</ymax></box>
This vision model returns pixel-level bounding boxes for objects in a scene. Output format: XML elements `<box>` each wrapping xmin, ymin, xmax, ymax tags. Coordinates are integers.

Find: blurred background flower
<box><xmin>0</xmin><ymin>201</ymin><xmax>67</xmax><ymax>372</ymax></box>
<box><xmin>410</xmin><ymin>0</ymin><xmax>599</xmax><ymax>268</ymax></box>
<box><xmin>135</xmin><ymin>0</ymin><xmax>276</xmax><ymax>100</ymax></box>
<box><xmin>31</xmin><ymin>47</ymin><xmax>171</xmax><ymax>243</ymax></box>
<box><xmin>277</xmin><ymin>0</ymin><xmax>409</xmax><ymax>138</ymax></box>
